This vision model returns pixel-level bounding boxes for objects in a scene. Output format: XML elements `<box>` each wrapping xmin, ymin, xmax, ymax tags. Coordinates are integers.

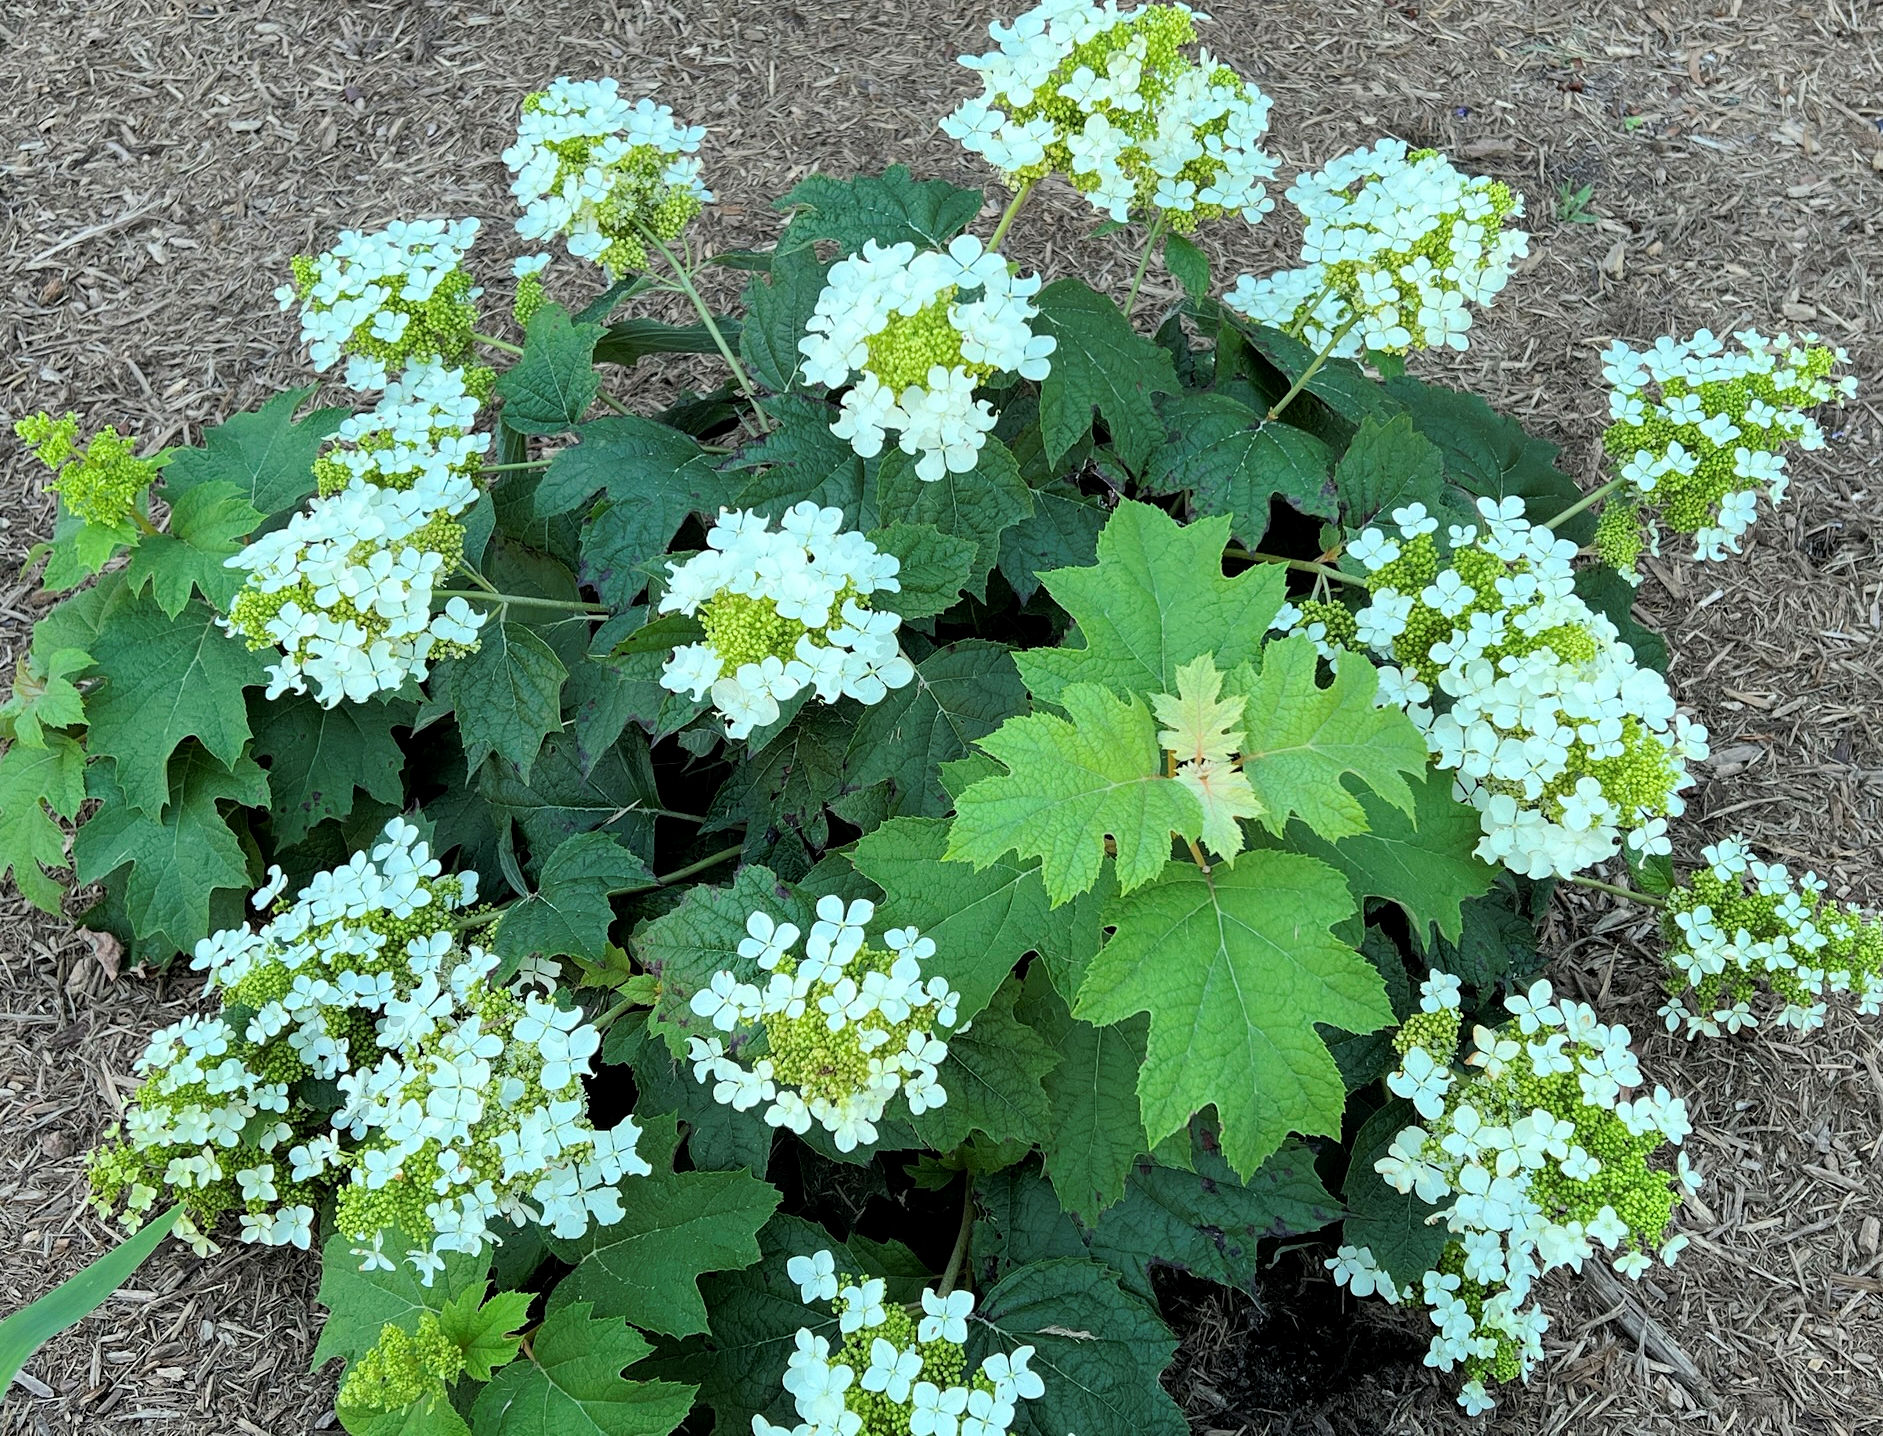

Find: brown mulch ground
<box><xmin>2</xmin><ymin>0</ymin><xmax>1880</xmax><ymax>1432</ymax></box>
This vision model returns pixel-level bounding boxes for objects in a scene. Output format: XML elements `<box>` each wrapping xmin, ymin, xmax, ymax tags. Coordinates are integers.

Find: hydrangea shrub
<box><xmin>0</xmin><ymin>0</ymin><xmax>1863</xmax><ymax>1427</ymax></box>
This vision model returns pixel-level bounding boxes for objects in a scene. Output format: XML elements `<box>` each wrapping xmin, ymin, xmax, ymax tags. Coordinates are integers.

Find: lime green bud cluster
<box><xmin>512</xmin><ymin>271</ymin><xmax>549</xmax><ymax>328</ymax></box>
<box><xmin>1393</xmin><ymin>1005</ymin><xmax>1460</xmax><ymax>1063</ymax></box>
<box><xmin>1276</xmin><ymin>597</ymin><xmax>1358</xmax><ymax>661</ymax></box>
<box><xmin>1593</xmin><ymin>494</ymin><xmax>1645</xmax><ymax>580</ymax></box>
<box><xmin>14</xmin><ymin>410</ymin><xmax>158</xmax><ymax>528</ymax></box>
<box><xmin>865</xmin><ymin>298</ymin><xmax>996</xmax><ymax>393</ymax></box>
<box><xmin>338</xmin><ymin>1315</ymin><xmax>463</xmax><ymax>1415</ymax></box>
<box><xmin>1658</xmin><ymin>835</ymin><xmax>1883</xmax><ymax>1040</ymax></box>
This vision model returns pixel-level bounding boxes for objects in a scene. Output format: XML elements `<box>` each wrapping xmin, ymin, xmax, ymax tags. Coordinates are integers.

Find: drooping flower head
<box><xmin>313</xmin><ymin>359</ymin><xmax>493</xmax><ymax>500</ymax></box>
<box><xmin>14</xmin><ymin>410</ymin><xmax>160</xmax><ymax>530</ymax></box>
<box><xmin>1657</xmin><ymin>834</ymin><xmax>1883</xmax><ymax>1040</ymax></box>
<box><xmin>1338</xmin><ymin>975</ymin><xmax>1695</xmax><ymax>1413</ymax></box>
<box><xmin>658</xmin><ymin>504</ymin><xmax>913</xmax><ymax>739</ymax></box>
<box><xmin>276</xmin><ymin>218</ymin><xmax>483</xmax><ymax>391</ymax></box>
<box><xmin>1300</xmin><ymin>496</ymin><xmax>1708</xmax><ymax>878</ymax></box>
<box><xmin>798</xmin><ymin>234</ymin><xmax>1055</xmax><ymax>481</ymax></box>
<box><xmin>1225</xmin><ymin>139</ymin><xmax>1528</xmax><ymax>357</ymax></box>
<box><xmin>222</xmin><ymin>480</ymin><xmax>485</xmax><ymax>706</ymax></box>
<box><xmin>943</xmin><ymin>0</ymin><xmax>1279</xmax><ymax>229</ymax></box>
<box><xmin>86</xmin><ymin>819</ymin><xmax>648</xmax><ymax>1279</ymax></box>
<box><xmin>504</xmin><ymin>78</ymin><xmax>711</xmax><ymax>280</ymax></box>
<box><xmin>1599</xmin><ymin>327</ymin><xmax>1855</xmax><ymax>565</ymax></box>
<box><xmin>758</xmin><ymin>1248</ymin><xmax>1046</xmax><ymax>1435</ymax></box>
<box><xmin>686</xmin><ymin>896</ymin><xmax>960</xmax><ymax>1152</ymax></box>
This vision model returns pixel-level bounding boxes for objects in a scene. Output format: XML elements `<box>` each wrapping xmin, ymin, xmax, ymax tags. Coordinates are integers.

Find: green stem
<box><xmin>1123</xmin><ymin>214</ymin><xmax>1167</xmax><ymax>319</ymax></box>
<box><xmin>451</xmin><ymin>843</ymin><xmax>743</xmax><ymax>934</ymax></box>
<box><xmin>1266</xmin><ymin>317</ymin><xmax>1358</xmax><ymax>421</ymax></box>
<box><xmin>481</xmin><ymin>459</ymin><xmax>551</xmax><ymax>474</ymax></box>
<box><xmin>1567</xmin><ymin>873</ymin><xmax>1668</xmax><ymax>910</ymax></box>
<box><xmin>1224</xmin><ymin>546</ymin><xmax>1366</xmax><ymax>587</ymax></box>
<box><xmin>130</xmin><ymin>509</ymin><xmax>161</xmax><ymax>538</ymax></box>
<box><xmin>635</xmin><ymin>224</ymin><xmax>772</xmax><ymax>432</ymax></box>
<box><xmin>1545</xmin><ymin>476</ymin><xmax>1626</xmax><ymax>532</ymax></box>
<box><xmin>433</xmin><ymin>588</ymin><xmax>611</xmax><ymax>615</ymax></box>
<box><xmin>597</xmin><ymin>391</ymin><xmax>633</xmax><ymax>417</ymax></box>
<box><xmin>474</xmin><ymin>331</ymin><xmax>525</xmax><ymax>356</ymax></box>
<box><xmin>937</xmin><ymin>1179</ymin><xmax>977</xmax><ymax>1297</ymax></box>
<box><xmin>987</xmin><ymin>179</ymin><xmax>1036</xmax><ymax>253</ymax></box>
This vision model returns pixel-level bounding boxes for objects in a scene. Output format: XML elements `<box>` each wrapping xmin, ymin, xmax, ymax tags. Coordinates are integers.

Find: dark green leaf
<box><xmin>125</xmin><ymin>482</ymin><xmax>262</xmax><ymax>615</ymax></box>
<box><xmin>253</xmin><ymin>695</ymin><xmax>409</xmax><ymax>847</ymax></box>
<box><xmin>161</xmin><ymin>384</ymin><xmax>346</xmax><ymax>516</ymax></box>
<box><xmin>874</xmin><ymin>439</ymin><xmax>1032</xmax><ymax>602</ymax></box>
<box><xmin>1144</xmin><ymin>392</ymin><xmax>1336</xmax><ymax>541</ymax></box>
<box><xmin>733</xmin><ymin>396</ymin><xmax>871</xmax><ymax>521</ymax></box>
<box><xmin>1332</xmin><ymin>411</ymin><xmax>1454</xmax><ymax>534</ymax></box>
<box><xmin>1161</xmin><ymin>233</ymin><xmax>1210</xmax><ymax>302</ymax></box>
<box><xmin>433</xmin><ymin>623</ymin><xmax>568</xmax><ymax>783</ymax></box>
<box><xmin>739</xmin><ymin>246</ymin><xmax>830</xmax><ymax>394</ymax></box>
<box><xmin>1575</xmin><ymin>565</ymin><xmax>1668</xmax><ymax>673</ymax></box>
<box><xmin>907</xmin><ymin>976</ymin><xmax>1056</xmax><ymax>1151</ymax></box>
<box><xmin>470</xmin><ymin>1302</ymin><xmax>694</xmax><ymax>1436</ymax></box>
<box><xmin>1033</xmin><ymin>278</ymin><xmax>1180</xmax><ymax>473</ymax></box>
<box><xmin>497</xmin><ymin>305</ymin><xmax>605</xmax><ymax>436</ymax></box>
<box><xmin>311</xmin><ymin>1227</ymin><xmax>491</xmax><ymax>1372</ymax></box>
<box><xmin>1341</xmin><ymin>1098</ymin><xmax>1451</xmax><ymax>1292</ymax></box>
<box><xmin>593</xmin><ymin>315</ymin><xmax>729</xmax><ymax>368</ymax></box>
<box><xmin>776</xmin><ymin>166</ymin><xmax>983</xmax><ymax>254</ymax></box>
<box><xmin>866</xmin><ymin>522</ymin><xmax>975</xmax><ymax>623</ymax></box>
<box><xmin>843</xmin><ymin>642</ymin><xmax>1027</xmax><ymax>818</ymax></box>
<box><xmin>495</xmin><ymin>830</ymin><xmax>655</xmax><ymax>969</ymax></box>
<box><xmin>478</xmin><ymin>731</ymin><xmax>660</xmax><ymax>871</ymax></box>
<box><xmin>996</xmin><ymin>477</ymin><xmax>1108</xmax><ymax>603</ymax></box>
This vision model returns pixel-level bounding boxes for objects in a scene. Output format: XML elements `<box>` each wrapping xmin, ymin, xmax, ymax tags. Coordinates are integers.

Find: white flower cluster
<box><xmin>88</xmin><ymin>820</ymin><xmax>648</xmax><ymax>1282</ymax></box>
<box><xmin>685</xmin><ymin>897</ymin><xmax>960</xmax><ymax>1152</ymax></box>
<box><xmin>1225</xmin><ymin>138</ymin><xmax>1527</xmax><ymax>358</ymax></box>
<box><xmin>799</xmin><ymin>235</ymin><xmax>1054</xmax><ymax>482</ymax></box>
<box><xmin>658</xmin><ymin>504</ymin><xmax>913</xmax><ymax>739</ymax></box>
<box><xmin>1600</xmin><ymin>328</ymin><xmax>1856</xmax><ymax>562</ymax></box>
<box><xmin>942</xmin><ymin>0</ymin><xmax>1279</xmax><ymax>228</ymax></box>
<box><xmin>1338</xmin><ymin>976</ymin><xmax>1696</xmax><ymax>1414</ymax></box>
<box><xmin>223</xmin><ymin>477</ymin><xmax>486</xmax><ymax>705</ymax></box>
<box><xmin>1322</xmin><ymin>496</ymin><xmax>1708</xmax><ymax>878</ymax></box>
<box><xmin>314</xmin><ymin>359</ymin><xmax>492</xmax><ymax>497</ymax></box>
<box><xmin>1658</xmin><ymin>835</ymin><xmax>1883</xmax><ymax>1040</ymax></box>
<box><xmin>504</xmin><ymin>77</ymin><xmax>711</xmax><ymax>280</ymax></box>
<box><xmin>276</xmin><ymin>218</ymin><xmax>484</xmax><ymax>391</ymax></box>
<box><xmin>758</xmin><ymin>1250</ymin><xmax>1045</xmax><ymax>1436</ymax></box>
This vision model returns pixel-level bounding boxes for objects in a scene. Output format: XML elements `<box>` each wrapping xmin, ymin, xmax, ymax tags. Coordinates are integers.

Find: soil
<box><xmin>3</xmin><ymin>1</ymin><xmax>1882</xmax><ymax>1433</ymax></box>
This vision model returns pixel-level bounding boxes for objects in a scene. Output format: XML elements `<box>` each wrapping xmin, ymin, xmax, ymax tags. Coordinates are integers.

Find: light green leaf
<box><xmin>72</xmin><ymin>748</ymin><xmax>268</xmax><ymax>956</ymax></box>
<box><xmin>966</xmin><ymin>1258</ymin><xmax>1186</xmax><ymax>1436</ymax></box>
<box><xmin>0</xmin><ymin>647</ymin><xmax>89</xmax><ymax>749</ymax></box>
<box><xmin>470</xmin><ymin>1303</ymin><xmax>694</xmax><ymax>1436</ymax></box>
<box><xmin>346</xmin><ymin>1389</ymin><xmax>472</xmax><ymax>1436</ymax></box>
<box><xmin>1341</xmin><ymin>1098</ymin><xmax>1452</xmax><ymax>1292</ymax></box>
<box><xmin>1078</xmin><ymin>852</ymin><xmax>1391</xmax><ymax>1178</ymax></box>
<box><xmin>843</xmin><ymin>642</ymin><xmax>1027</xmax><ymax>819</ymax></box>
<box><xmin>1033</xmin><ymin>278</ymin><xmax>1179</xmax><ymax>472</ymax></box>
<box><xmin>252</xmin><ymin>695</ymin><xmax>409</xmax><ymax>847</ymax></box>
<box><xmin>874</xmin><ymin>440</ymin><xmax>1032</xmax><ymax>602</ymax></box>
<box><xmin>1144</xmin><ymin>393</ymin><xmax>1336</xmax><ymax>542</ymax></box>
<box><xmin>776</xmin><ymin>166</ymin><xmax>983</xmax><ymax>254</ymax></box>
<box><xmin>498</xmin><ymin>305</ymin><xmax>605</xmax><ymax>435</ymax></box>
<box><xmin>125</xmin><ymin>482</ymin><xmax>263</xmax><ymax>616</ymax></box>
<box><xmin>434</xmin><ymin>623</ymin><xmax>568</xmax><ymax>783</ymax></box>
<box><xmin>85</xmin><ymin>593</ymin><xmax>267</xmax><ymax>815</ymax></box>
<box><xmin>495</xmin><ymin>830</ymin><xmax>655</xmax><ymax>969</ymax></box>
<box><xmin>1230</xmin><ymin>636</ymin><xmax>1426</xmax><ymax>842</ymax></box>
<box><xmin>947</xmin><ymin>683</ymin><xmax>1201</xmax><ymax>905</ymax></box>
<box><xmin>161</xmin><ymin>384</ymin><xmax>346</xmax><ymax>515</ymax></box>
<box><xmin>1284</xmin><ymin>764</ymin><xmax>1494</xmax><ymax>946</ymax></box>
<box><xmin>866</xmin><ymin>522</ymin><xmax>976</xmax><ymax>622</ymax></box>
<box><xmin>739</xmin><ymin>246</ymin><xmax>829</xmax><ymax>393</ymax></box>
<box><xmin>436</xmin><ymin>1286</ymin><xmax>534</xmax><ymax>1382</ymax></box>
<box><xmin>545</xmin><ymin>1117</ymin><xmax>780</xmax><ymax>1339</ymax></box>
<box><xmin>0</xmin><ymin>733</ymin><xmax>84</xmax><ymax>912</ymax></box>
<box><xmin>39</xmin><ymin>503</ymin><xmax>140</xmax><ymax>591</ymax></box>
<box><xmin>1017</xmin><ymin>500</ymin><xmax>1285</xmax><ymax>706</ymax></box>
<box><xmin>0</xmin><ymin>1205</ymin><xmax>179</xmax><ymax>1396</ymax></box>
<box><xmin>907</xmin><ymin>976</ymin><xmax>1056</xmax><ymax>1151</ymax></box>
<box><xmin>311</xmin><ymin>1227</ymin><xmax>491</xmax><ymax>1372</ymax></box>
<box><xmin>1014</xmin><ymin>965</ymin><xmax>1147</xmax><ymax>1222</ymax></box>
<box><xmin>1332</xmin><ymin>411</ymin><xmax>1454</xmax><ymax>534</ymax></box>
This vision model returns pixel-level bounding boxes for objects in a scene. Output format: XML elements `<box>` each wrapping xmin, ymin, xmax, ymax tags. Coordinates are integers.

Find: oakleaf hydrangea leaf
<box><xmin>125</xmin><ymin>481</ymin><xmax>262</xmax><ymax>617</ymax></box>
<box><xmin>906</xmin><ymin>977</ymin><xmax>1056</xmax><ymax>1152</ymax></box>
<box><xmin>1143</xmin><ymin>392</ymin><xmax>1336</xmax><ymax>541</ymax></box>
<box><xmin>496</xmin><ymin>305</ymin><xmax>605</xmax><ymax>436</ymax></box>
<box><xmin>866</xmin><ymin>522</ymin><xmax>977</xmax><ymax>623</ymax></box>
<box><xmin>1017</xmin><ymin>500</ymin><xmax>1285</xmax><ymax>706</ymax></box>
<box><xmin>0</xmin><ymin>733</ymin><xmax>85</xmax><ymax>912</ymax></box>
<box><xmin>1153</xmin><ymin>655</ymin><xmax>1263</xmax><ymax>858</ymax></box>
<box><xmin>530</xmin><ymin>414</ymin><xmax>721</xmax><ymax>520</ymax></box>
<box><xmin>1340</xmin><ymin>1098</ymin><xmax>1452</xmax><ymax>1291</ymax></box>
<box><xmin>160</xmin><ymin>383</ymin><xmax>345</xmax><ymax>516</ymax></box>
<box><xmin>874</xmin><ymin>440</ymin><xmax>1032</xmax><ymax>603</ymax></box>
<box><xmin>0</xmin><ymin>646</ymin><xmax>89</xmax><ymax>749</ymax></box>
<box><xmin>470</xmin><ymin>1301</ymin><xmax>694</xmax><ymax>1436</ymax></box>
<box><xmin>733</xmin><ymin>395</ymin><xmax>870</xmax><ymax>519</ymax></box>
<box><xmin>1032</xmin><ymin>279</ymin><xmax>1179</xmax><ymax>473</ymax></box>
<box><xmin>494</xmin><ymin>830</ymin><xmax>655</xmax><ymax>970</ymax></box>
<box><xmin>252</xmin><ymin>695</ymin><xmax>409</xmax><ymax>847</ymax></box>
<box><xmin>435</xmin><ymin>1286</ymin><xmax>534</xmax><ymax>1383</ymax></box>
<box><xmin>738</xmin><ymin>247</ymin><xmax>830</xmax><ymax>394</ymax></box>
<box><xmin>1331</xmin><ymin>410</ymin><xmax>1453</xmax><ymax>534</ymax></box>
<box><xmin>1229</xmin><ymin>636</ymin><xmax>1426</xmax><ymax>843</ymax></box>
<box><xmin>432</xmin><ymin>622</ymin><xmax>568</xmax><ymax>784</ymax></box>
<box><xmin>545</xmin><ymin>1117</ymin><xmax>779</xmax><ymax>1338</ymax></box>
<box><xmin>1078</xmin><ymin>852</ymin><xmax>1391</xmax><ymax>1178</ymax></box>
<box><xmin>311</xmin><ymin>1226</ymin><xmax>491</xmax><ymax>1372</ymax></box>
<box><xmin>775</xmin><ymin>165</ymin><xmax>983</xmax><ymax>254</ymax></box>
<box><xmin>946</xmin><ymin>683</ymin><xmax>1202</xmax><ymax>906</ymax></box>
<box><xmin>84</xmin><ymin>593</ymin><xmax>268</xmax><ymax>816</ymax></box>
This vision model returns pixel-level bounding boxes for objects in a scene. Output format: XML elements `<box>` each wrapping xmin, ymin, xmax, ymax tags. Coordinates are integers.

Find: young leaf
<box><xmin>966</xmin><ymin>1258</ymin><xmax>1186</xmax><ymax>1436</ymax></box>
<box><xmin>1143</xmin><ymin>392</ymin><xmax>1337</xmax><ymax>541</ymax></box>
<box><xmin>494</xmin><ymin>830</ymin><xmax>655</xmax><ymax>970</ymax></box>
<box><xmin>432</xmin><ymin>623</ymin><xmax>568</xmax><ymax>784</ymax></box>
<box><xmin>72</xmin><ymin>749</ymin><xmax>269</xmax><ymax>957</ymax></box>
<box><xmin>775</xmin><ymin>165</ymin><xmax>983</xmax><ymax>254</ymax></box>
<box><xmin>842</xmin><ymin>641</ymin><xmax>1027</xmax><ymax>819</ymax></box>
<box><xmin>946</xmin><ymin>683</ymin><xmax>1203</xmax><ymax>905</ymax></box>
<box><xmin>1341</xmin><ymin>1098</ymin><xmax>1452</xmax><ymax>1292</ymax></box>
<box><xmin>0</xmin><ymin>647</ymin><xmax>89</xmax><ymax>749</ymax></box>
<box><xmin>84</xmin><ymin>593</ymin><xmax>268</xmax><ymax>816</ymax></box>
<box><xmin>1017</xmin><ymin>500</ymin><xmax>1285</xmax><ymax>706</ymax></box>
<box><xmin>436</xmin><ymin>1286</ymin><xmax>534</xmax><ymax>1382</ymax></box>
<box><xmin>469</xmin><ymin>1302</ymin><xmax>694</xmax><ymax>1436</ymax></box>
<box><xmin>124</xmin><ymin>482</ymin><xmax>263</xmax><ymax>616</ymax></box>
<box><xmin>1332</xmin><ymin>411</ymin><xmax>1453</xmax><ymax>534</ymax></box>
<box><xmin>161</xmin><ymin>384</ymin><xmax>346</xmax><ymax>515</ymax></box>
<box><xmin>311</xmin><ymin>1227</ymin><xmax>492</xmax><ymax>1372</ymax></box>
<box><xmin>907</xmin><ymin>976</ymin><xmax>1056</xmax><ymax>1152</ymax></box>
<box><xmin>1032</xmin><ymin>279</ymin><xmax>1179</xmax><ymax>473</ymax></box>
<box><xmin>1078</xmin><ymin>852</ymin><xmax>1391</xmax><ymax>1178</ymax></box>
<box><xmin>1230</xmin><ymin>636</ymin><xmax>1427</xmax><ymax>842</ymax></box>
<box><xmin>1014</xmin><ymin>965</ymin><xmax>1148</xmax><ymax>1222</ymax></box>
<box><xmin>1283</xmin><ymin>764</ymin><xmax>1494</xmax><ymax>946</ymax></box>
<box><xmin>873</xmin><ymin>440</ymin><xmax>1033</xmax><ymax>602</ymax></box>
<box><xmin>866</xmin><ymin>522</ymin><xmax>976</xmax><ymax>623</ymax></box>
<box><xmin>0</xmin><ymin>733</ymin><xmax>86</xmax><ymax>912</ymax></box>
<box><xmin>738</xmin><ymin>246</ymin><xmax>830</xmax><ymax>394</ymax></box>
<box><xmin>252</xmin><ymin>695</ymin><xmax>409</xmax><ymax>847</ymax></box>
<box><xmin>496</xmin><ymin>305</ymin><xmax>605</xmax><ymax>435</ymax></box>
<box><xmin>545</xmin><ymin>1117</ymin><xmax>780</xmax><ymax>1338</ymax></box>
